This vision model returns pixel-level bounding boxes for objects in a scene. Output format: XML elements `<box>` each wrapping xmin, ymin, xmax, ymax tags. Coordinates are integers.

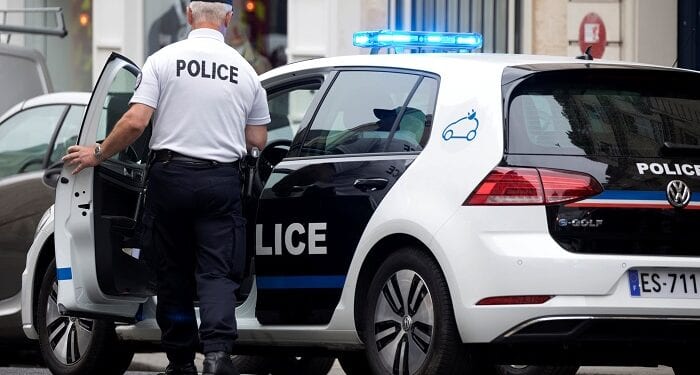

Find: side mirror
<box><xmin>42</xmin><ymin>161</ymin><xmax>64</xmax><ymax>189</ymax></box>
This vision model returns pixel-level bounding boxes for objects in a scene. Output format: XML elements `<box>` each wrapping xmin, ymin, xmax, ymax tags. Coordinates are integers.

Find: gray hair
<box><xmin>189</xmin><ymin>1</ymin><xmax>233</xmax><ymax>24</ymax></box>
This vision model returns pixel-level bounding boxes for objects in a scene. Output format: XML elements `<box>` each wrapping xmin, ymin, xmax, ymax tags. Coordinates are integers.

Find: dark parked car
<box><xmin>0</xmin><ymin>92</ymin><xmax>89</xmax><ymax>342</ymax></box>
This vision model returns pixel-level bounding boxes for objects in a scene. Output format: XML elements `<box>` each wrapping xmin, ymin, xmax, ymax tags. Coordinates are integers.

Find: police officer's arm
<box><xmin>63</xmin><ymin>104</ymin><xmax>154</xmax><ymax>174</ymax></box>
<box><xmin>245</xmin><ymin>124</ymin><xmax>268</xmax><ymax>152</ymax></box>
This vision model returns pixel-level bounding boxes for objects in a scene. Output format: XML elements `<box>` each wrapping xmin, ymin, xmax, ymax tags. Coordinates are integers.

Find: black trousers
<box><xmin>143</xmin><ymin>160</ymin><xmax>245</xmax><ymax>363</ymax></box>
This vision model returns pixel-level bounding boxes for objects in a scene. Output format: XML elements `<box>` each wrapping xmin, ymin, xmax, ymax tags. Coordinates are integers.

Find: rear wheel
<box><xmin>363</xmin><ymin>247</ymin><xmax>472</xmax><ymax>375</ymax></box>
<box><xmin>37</xmin><ymin>260</ymin><xmax>134</xmax><ymax>375</ymax></box>
<box><xmin>495</xmin><ymin>365</ymin><xmax>579</xmax><ymax>375</ymax></box>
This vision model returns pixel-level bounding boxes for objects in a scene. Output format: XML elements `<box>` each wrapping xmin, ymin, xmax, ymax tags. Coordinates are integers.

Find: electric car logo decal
<box><xmin>666</xmin><ymin>180</ymin><xmax>691</xmax><ymax>208</ymax></box>
<box><xmin>442</xmin><ymin>109</ymin><xmax>479</xmax><ymax>141</ymax></box>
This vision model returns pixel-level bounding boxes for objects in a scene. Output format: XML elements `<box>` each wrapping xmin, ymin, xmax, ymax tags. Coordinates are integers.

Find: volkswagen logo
<box><xmin>666</xmin><ymin>180</ymin><xmax>691</xmax><ymax>208</ymax></box>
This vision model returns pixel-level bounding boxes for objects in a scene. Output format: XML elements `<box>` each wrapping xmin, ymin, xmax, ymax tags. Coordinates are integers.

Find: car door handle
<box><xmin>353</xmin><ymin>178</ymin><xmax>389</xmax><ymax>192</ymax></box>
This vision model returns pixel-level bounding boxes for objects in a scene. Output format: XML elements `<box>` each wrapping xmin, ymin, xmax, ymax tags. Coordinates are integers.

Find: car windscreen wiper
<box><xmin>659</xmin><ymin>142</ymin><xmax>700</xmax><ymax>157</ymax></box>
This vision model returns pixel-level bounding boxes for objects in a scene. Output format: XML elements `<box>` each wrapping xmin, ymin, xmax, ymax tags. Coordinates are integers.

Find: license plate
<box><xmin>629</xmin><ymin>269</ymin><xmax>700</xmax><ymax>298</ymax></box>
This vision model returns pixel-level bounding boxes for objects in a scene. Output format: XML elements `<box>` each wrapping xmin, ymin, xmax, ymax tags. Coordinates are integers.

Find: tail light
<box><xmin>465</xmin><ymin>167</ymin><xmax>602</xmax><ymax>206</ymax></box>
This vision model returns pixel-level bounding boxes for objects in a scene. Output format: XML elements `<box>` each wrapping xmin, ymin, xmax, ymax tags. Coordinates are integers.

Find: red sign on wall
<box><xmin>578</xmin><ymin>12</ymin><xmax>607</xmax><ymax>58</ymax></box>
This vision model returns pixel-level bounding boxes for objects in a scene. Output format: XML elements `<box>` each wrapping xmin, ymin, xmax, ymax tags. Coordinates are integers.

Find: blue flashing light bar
<box><xmin>353</xmin><ymin>30</ymin><xmax>483</xmax><ymax>52</ymax></box>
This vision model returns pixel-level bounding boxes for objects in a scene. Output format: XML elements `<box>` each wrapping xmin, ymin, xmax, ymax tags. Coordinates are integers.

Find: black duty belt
<box><xmin>151</xmin><ymin>150</ymin><xmax>239</xmax><ymax>167</ymax></box>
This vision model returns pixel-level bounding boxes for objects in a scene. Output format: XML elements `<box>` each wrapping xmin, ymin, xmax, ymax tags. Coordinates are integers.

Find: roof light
<box><xmin>353</xmin><ymin>30</ymin><xmax>483</xmax><ymax>53</ymax></box>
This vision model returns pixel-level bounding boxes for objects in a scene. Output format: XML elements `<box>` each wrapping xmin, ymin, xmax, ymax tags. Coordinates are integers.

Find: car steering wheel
<box><xmin>253</xmin><ymin>139</ymin><xmax>292</xmax><ymax>192</ymax></box>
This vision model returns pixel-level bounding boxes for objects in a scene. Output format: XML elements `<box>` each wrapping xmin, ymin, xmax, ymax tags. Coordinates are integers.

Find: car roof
<box><xmin>261</xmin><ymin>53</ymin><xmax>690</xmax><ymax>80</ymax></box>
<box><xmin>22</xmin><ymin>92</ymin><xmax>91</xmax><ymax>108</ymax></box>
<box><xmin>0</xmin><ymin>92</ymin><xmax>91</xmax><ymax>124</ymax></box>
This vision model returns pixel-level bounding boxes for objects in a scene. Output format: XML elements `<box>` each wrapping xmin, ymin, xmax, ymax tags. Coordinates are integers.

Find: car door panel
<box><xmin>55</xmin><ymin>53</ymin><xmax>148</xmax><ymax>319</ymax></box>
<box><xmin>254</xmin><ymin>71</ymin><xmax>437</xmax><ymax>325</ymax></box>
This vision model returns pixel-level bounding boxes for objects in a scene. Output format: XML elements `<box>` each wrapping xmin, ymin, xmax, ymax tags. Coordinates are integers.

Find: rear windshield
<box><xmin>507</xmin><ymin>69</ymin><xmax>700</xmax><ymax>157</ymax></box>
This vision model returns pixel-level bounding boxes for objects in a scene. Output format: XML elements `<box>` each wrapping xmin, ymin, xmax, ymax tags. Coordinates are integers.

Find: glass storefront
<box><xmin>399</xmin><ymin>0</ymin><xmax>509</xmax><ymax>53</ymax></box>
<box><xmin>23</xmin><ymin>0</ymin><xmax>92</xmax><ymax>92</ymax></box>
<box><xmin>144</xmin><ymin>0</ymin><xmax>287</xmax><ymax>74</ymax></box>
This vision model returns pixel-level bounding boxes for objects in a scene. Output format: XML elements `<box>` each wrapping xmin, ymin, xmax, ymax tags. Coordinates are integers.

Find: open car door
<box><xmin>54</xmin><ymin>53</ymin><xmax>152</xmax><ymax>319</ymax></box>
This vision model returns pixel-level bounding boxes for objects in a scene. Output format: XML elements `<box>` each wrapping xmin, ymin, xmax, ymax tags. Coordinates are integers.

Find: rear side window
<box><xmin>507</xmin><ymin>69</ymin><xmax>700</xmax><ymax>157</ymax></box>
<box><xmin>299</xmin><ymin>70</ymin><xmax>437</xmax><ymax>157</ymax></box>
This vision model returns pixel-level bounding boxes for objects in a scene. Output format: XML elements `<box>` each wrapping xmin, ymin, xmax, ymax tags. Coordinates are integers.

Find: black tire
<box><xmin>37</xmin><ymin>260</ymin><xmax>134</xmax><ymax>375</ymax></box>
<box><xmin>495</xmin><ymin>365</ymin><xmax>579</xmax><ymax>375</ymax></box>
<box><xmin>362</xmin><ymin>247</ymin><xmax>472</xmax><ymax>375</ymax></box>
<box><xmin>233</xmin><ymin>355</ymin><xmax>335</xmax><ymax>375</ymax></box>
<box><xmin>338</xmin><ymin>351</ymin><xmax>373</xmax><ymax>375</ymax></box>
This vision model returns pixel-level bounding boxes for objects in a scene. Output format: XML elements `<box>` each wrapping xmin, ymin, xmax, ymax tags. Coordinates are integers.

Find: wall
<box><xmin>532</xmin><ymin>0</ymin><xmax>567</xmax><ymax>56</ymax></box>
<box><xmin>525</xmin><ymin>0</ymin><xmax>676</xmax><ymax>65</ymax></box>
<box><xmin>287</xmin><ymin>0</ymin><xmax>386</xmax><ymax>62</ymax></box>
<box><xmin>633</xmin><ymin>0</ymin><xmax>676</xmax><ymax>66</ymax></box>
<box><xmin>92</xmin><ymin>0</ymin><xmax>144</xmax><ymax>82</ymax></box>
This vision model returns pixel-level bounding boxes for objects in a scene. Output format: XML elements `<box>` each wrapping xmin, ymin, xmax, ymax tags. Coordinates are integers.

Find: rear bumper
<box><xmin>433</xmin><ymin>206</ymin><xmax>700</xmax><ymax>347</ymax></box>
<box><xmin>472</xmin><ymin>316</ymin><xmax>700</xmax><ymax>366</ymax></box>
<box><xmin>500</xmin><ymin>315</ymin><xmax>700</xmax><ymax>343</ymax></box>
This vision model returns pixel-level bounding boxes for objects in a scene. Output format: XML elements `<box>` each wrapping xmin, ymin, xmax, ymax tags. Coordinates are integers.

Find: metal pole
<box><xmin>0</xmin><ymin>8</ymin><xmax>67</xmax><ymax>38</ymax></box>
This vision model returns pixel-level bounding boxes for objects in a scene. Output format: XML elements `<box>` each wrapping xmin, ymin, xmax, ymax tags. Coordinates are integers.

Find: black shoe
<box><xmin>202</xmin><ymin>351</ymin><xmax>239</xmax><ymax>375</ymax></box>
<box><xmin>159</xmin><ymin>361</ymin><xmax>198</xmax><ymax>375</ymax></box>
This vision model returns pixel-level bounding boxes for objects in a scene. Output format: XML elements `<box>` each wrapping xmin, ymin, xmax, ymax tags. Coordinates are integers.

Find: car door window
<box><xmin>95</xmin><ymin>68</ymin><xmax>150</xmax><ymax>166</ymax></box>
<box><xmin>267</xmin><ymin>83</ymin><xmax>321</xmax><ymax>144</ymax></box>
<box><xmin>299</xmin><ymin>71</ymin><xmax>430</xmax><ymax>156</ymax></box>
<box><xmin>0</xmin><ymin>105</ymin><xmax>66</xmax><ymax>178</ymax></box>
<box><xmin>49</xmin><ymin>105</ymin><xmax>86</xmax><ymax>165</ymax></box>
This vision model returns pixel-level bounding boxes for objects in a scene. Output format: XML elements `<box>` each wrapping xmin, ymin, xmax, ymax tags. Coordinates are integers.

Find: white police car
<box><xmin>21</xmin><ymin>30</ymin><xmax>700</xmax><ymax>375</ymax></box>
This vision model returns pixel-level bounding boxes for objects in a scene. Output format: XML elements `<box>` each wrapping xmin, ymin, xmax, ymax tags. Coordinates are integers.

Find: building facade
<box><xmin>0</xmin><ymin>0</ymin><xmax>694</xmax><ymax>90</ymax></box>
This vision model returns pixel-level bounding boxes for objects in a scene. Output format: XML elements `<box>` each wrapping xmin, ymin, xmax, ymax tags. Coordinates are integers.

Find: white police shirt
<box><xmin>130</xmin><ymin>28</ymin><xmax>270</xmax><ymax>162</ymax></box>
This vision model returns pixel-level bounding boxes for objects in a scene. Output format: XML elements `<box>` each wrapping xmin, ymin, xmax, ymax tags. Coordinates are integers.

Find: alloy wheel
<box><xmin>373</xmin><ymin>269</ymin><xmax>434</xmax><ymax>375</ymax></box>
<box><xmin>45</xmin><ymin>280</ymin><xmax>94</xmax><ymax>365</ymax></box>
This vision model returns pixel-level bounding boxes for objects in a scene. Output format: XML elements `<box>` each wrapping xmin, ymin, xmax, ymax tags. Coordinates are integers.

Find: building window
<box><xmin>394</xmin><ymin>0</ymin><xmax>509</xmax><ymax>53</ymax></box>
<box><xmin>22</xmin><ymin>0</ymin><xmax>93</xmax><ymax>92</ymax></box>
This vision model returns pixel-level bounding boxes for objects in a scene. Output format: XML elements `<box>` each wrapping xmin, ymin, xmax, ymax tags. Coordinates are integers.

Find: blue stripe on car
<box><xmin>256</xmin><ymin>275</ymin><xmax>346</xmax><ymax>289</ymax></box>
<box><xmin>596</xmin><ymin>190</ymin><xmax>667</xmax><ymax>201</ymax></box>
<box><xmin>56</xmin><ymin>267</ymin><xmax>72</xmax><ymax>281</ymax></box>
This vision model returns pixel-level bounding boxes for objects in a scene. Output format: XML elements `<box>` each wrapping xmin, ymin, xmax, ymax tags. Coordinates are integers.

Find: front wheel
<box><xmin>37</xmin><ymin>260</ymin><xmax>134</xmax><ymax>375</ymax></box>
<box><xmin>363</xmin><ymin>247</ymin><xmax>472</xmax><ymax>375</ymax></box>
<box><xmin>495</xmin><ymin>365</ymin><xmax>579</xmax><ymax>375</ymax></box>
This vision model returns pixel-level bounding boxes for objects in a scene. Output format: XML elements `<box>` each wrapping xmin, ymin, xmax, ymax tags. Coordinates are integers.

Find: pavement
<box><xmin>126</xmin><ymin>354</ymin><xmax>676</xmax><ymax>374</ymax></box>
<box><xmin>0</xmin><ymin>353</ymin><xmax>678</xmax><ymax>374</ymax></box>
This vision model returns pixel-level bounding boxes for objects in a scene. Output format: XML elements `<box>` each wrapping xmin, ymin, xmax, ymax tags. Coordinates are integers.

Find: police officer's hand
<box><xmin>63</xmin><ymin>145</ymin><xmax>100</xmax><ymax>175</ymax></box>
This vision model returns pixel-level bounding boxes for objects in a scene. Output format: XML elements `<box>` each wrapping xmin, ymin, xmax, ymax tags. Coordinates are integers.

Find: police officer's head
<box><xmin>187</xmin><ymin>0</ymin><xmax>233</xmax><ymax>34</ymax></box>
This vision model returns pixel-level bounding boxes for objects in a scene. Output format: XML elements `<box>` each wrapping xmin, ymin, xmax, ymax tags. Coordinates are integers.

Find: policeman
<box><xmin>62</xmin><ymin>1</ymin><xmax>270</xmax><ymax>374</ymax></box>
